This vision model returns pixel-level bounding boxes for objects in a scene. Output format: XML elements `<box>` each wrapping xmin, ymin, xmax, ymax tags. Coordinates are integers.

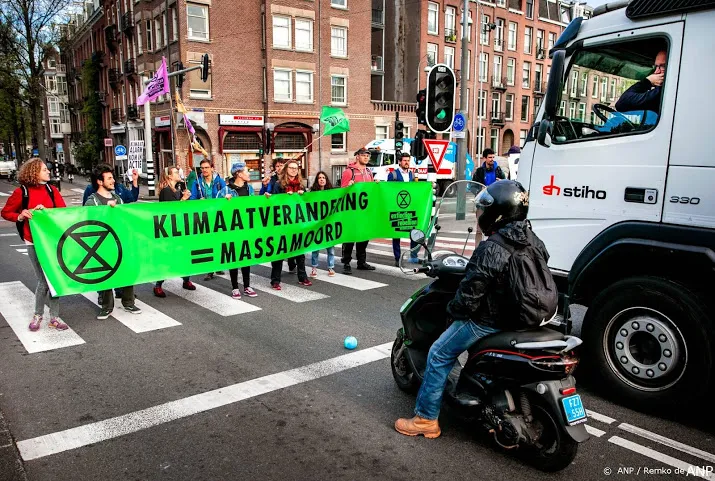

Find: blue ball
<box><xmin>344</xmin><ymin>336</ymin><xmax>358</xmax><ymax>350</ymax></box>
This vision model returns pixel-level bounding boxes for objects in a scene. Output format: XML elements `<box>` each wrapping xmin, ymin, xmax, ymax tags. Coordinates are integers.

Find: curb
<box><xmin>0</xmin><ymin>409</ymin><xmax>28</xmax><ymax>481</ymax></box>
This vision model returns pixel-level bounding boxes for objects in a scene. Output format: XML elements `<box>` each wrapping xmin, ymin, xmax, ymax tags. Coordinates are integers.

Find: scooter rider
<box><xmin>395</xmin><ymin>180</ymin><xmax>546</xmax><ymax>439</ymax></box>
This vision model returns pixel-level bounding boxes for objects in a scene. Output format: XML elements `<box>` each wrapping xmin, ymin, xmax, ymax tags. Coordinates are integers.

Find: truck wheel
<box><xmin>582</xmin><ymin>276</ymin><xmax>713</xmax><ymax>408</ymax></box>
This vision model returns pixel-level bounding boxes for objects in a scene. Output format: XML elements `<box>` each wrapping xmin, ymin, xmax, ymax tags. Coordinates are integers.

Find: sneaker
<box><xmin>153</xmin><ymin>287</ymin><xmax>166</xmax><ymax>298</ymax></box>
<box><xmin>231</xmin><ymin>289</ymin><xmax>242</xmax><ymax>299</ymax></box>
<box><xmin>309</xmin><ymin>268</ymin><xmax>318</xmax><ymax>278</ymax></box>
<box><xmin>328</xmin><ymin>268</ymin><xmax>336</xmax><ymax>277</ymax></box>
<box><xmin>343</xmin><ymin>264</ymin><xmax>352</xmax><ymax>275</ymax></box>
<box><xmin>357</xmin><ymin>263</ymin><xmax>376</xmax><ymax>271</ymax></box>
<box><xmin>97</xmin><ymin>309</ymin><xmax>112</xmax><ymax>320</ymax></box>
<box><xmin>394</xmin><ymin>259</ymin><xmax>400</xmax><ymax>267</ymax></box>
<box><xmin>48</xmin><ymin>317</ymin><xmax>69</xmax><ymax>331</ymax></box>
<box><xmin>204</xmin><ymin>273</ymin><xmax>214</xmax><ymax>281</ymax></box>
<box><xmin>29</xmin><ymin>315</ymin><xmax>42</xmax><ymax>331</ymax></box>
<box><xmin>123</xmin><ymin>305</ymin><xmax>142</xmax><ymax>314</ymax></box>
<box><xmin>271</xmin><ymin>283</ymin><xmax>282</xmax><ymax>291</ymax></box>
<box><xmin>215</xmin><ymin>271</ymin><xmax>225</xmax><ymax>275</ymax></box>
<box><xmin>298</xmin><ymin>279</ymin><xmax>313</xmax><ymax>287</ymax></box>
<box><xmin>243</xmin><ymin>287</ymin><xmax>258</xmax><ymax>298</ymax></box>
<box><xmin>182</xmin><ymin>281</ymin><xmax>196</xmax><ymax>290</ymax></box>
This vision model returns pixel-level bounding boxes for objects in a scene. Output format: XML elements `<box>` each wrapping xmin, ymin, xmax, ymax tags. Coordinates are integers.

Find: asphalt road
<box><xmin>0</xmin><ymin>179</ymin><xmax>713</xmax><ymax>481</ymax></box>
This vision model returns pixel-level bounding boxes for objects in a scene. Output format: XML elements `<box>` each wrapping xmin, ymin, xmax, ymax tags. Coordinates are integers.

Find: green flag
<box><xmin>320</xmin><ymin>106</ymin><xmax>350</xmax><ymax>136</ymax></box>
<box><xmin>30</xmin><ymin>182</ymin><xmax>433</xmax><ymax>296</ymax></box>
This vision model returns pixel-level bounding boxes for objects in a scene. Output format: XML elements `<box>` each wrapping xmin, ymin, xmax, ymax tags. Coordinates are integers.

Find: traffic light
<box><xmin>413</xmin><ymin>129</ymin><xmax>428</xmax><ymax>160</ymax></box>
<box><xmin>394</xmin><ymin>120</ymin><xmax>404</xmax><ymax>151</ymax></box>
<box><xmin>264</xmin><ymin>128</ymin><xmax>272</xmax><ymax>155</ymax></box>
<box><xmin>425</xmin><ymin>64</ymin><xmax>456</xmax><ymax>133</ymax></box>
<box><xmin>416</xmin><ymin>89</ymin><xmax>426</xmax><ymax>126</ymax></box>
<box><xmin>200</xmin><ymin>54</ymin><xmax>210</xmax><ymax>82</ymax></box>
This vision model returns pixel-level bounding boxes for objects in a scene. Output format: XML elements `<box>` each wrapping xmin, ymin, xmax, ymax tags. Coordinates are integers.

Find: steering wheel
<box><xmin>592</xmin><ymin>103</ymin><xmax>636</xmax><ymax>129</ymax></box>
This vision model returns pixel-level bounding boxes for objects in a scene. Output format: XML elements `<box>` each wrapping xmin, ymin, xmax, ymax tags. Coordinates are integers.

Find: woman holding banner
<box><xmin>308</xmin><ymin>171</ymin><xmax>336</xmax><ymax>278</ymax></box>
<box><xmin>152</xmin><ymin>167</ymin><xmax>196</xmax><ymax>297</ymax></box>
<box><xmin>1</xmin><ymin>158</ymin><xmax>69</xmax><ymax>331</ymax></box>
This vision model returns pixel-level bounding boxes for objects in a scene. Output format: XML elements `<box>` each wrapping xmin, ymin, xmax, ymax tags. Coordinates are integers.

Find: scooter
<box><xmin>392</xmin><ymin>180</ymin><xmax>589</xmax><ymax>472</ymax></box>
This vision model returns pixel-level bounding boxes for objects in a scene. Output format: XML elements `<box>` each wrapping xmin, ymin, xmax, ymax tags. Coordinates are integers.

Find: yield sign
<box><xmin>423</xmin><ymin>139</ymin><xmax>450</xmax><ymax>171</ymax></box>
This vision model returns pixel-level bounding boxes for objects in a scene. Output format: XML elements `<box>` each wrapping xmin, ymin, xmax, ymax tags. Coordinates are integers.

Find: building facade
<box><xmin>40</xmin><ymin>51</ymin><xmax>72</xmax><ymax>166</ymax></box>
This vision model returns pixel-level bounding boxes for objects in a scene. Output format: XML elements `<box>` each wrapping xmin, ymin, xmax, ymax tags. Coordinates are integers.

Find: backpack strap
<box><xmin>45</xmin><ymin>184</ymin><xmax>56</xmax><ymax>207</ymax></box>
<box><xmin>20</xmin><ymin>185</ymin><xmax>29</xmax><ymax>211</ymax></box>
<box><xmin>487</xmin><ymin>232</ymin><xmax>516</xmax><ymax>254</ymax></box>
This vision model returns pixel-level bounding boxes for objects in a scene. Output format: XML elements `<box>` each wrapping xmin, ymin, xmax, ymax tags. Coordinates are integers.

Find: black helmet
<box><xmin>475</xmin><ymin>180</ymin><xmax>529</xmax><ymax>234</ymax></box>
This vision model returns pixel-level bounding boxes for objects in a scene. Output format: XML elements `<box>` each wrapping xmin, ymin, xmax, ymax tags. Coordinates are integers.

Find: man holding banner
<box><xmin>340</xmin><ymin>148</ymin><xmax>377</xmax><ymax>275</ymax></box>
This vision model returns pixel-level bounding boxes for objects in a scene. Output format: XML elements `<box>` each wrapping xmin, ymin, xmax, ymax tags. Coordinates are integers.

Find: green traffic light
<box><xmin>436</xmin><ymin>109</ymin><xmax>446</xmax><ymax>120</ymax></box>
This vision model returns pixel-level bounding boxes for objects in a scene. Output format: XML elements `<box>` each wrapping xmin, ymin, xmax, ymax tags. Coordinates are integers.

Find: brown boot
<box><xmin>394</xmin><ymin>415</ymin><xmax>441</xmax><ymax>438</ymax></box>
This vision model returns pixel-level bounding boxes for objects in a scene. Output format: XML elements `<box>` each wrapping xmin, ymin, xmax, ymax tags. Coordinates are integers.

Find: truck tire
<box><xmin>582</xmin><ymin>276</ymin><xmax>713</xmax><ymax>408</ymax></box>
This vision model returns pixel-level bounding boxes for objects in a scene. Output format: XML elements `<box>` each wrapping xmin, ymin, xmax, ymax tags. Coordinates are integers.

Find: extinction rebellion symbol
<box><xmin>397</xmin><ymin>190</ymin><xmax>411</xmax><ymax>209</ymax></box>
<box><xmin>57</xmin><ymin>220</ymin><xmax>123</xmax><ymax>284</ymax></box>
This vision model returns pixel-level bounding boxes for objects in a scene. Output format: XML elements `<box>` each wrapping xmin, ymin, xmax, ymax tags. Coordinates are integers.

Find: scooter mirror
<box><xmin>410</xmin><ymin>229</ymin><xmax>426</xmax><ymax>245</ymax></box>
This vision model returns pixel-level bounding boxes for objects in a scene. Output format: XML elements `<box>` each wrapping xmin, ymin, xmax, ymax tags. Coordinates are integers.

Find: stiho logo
<box><xmin>543</xmin><ymin>175</ymin><xmax>607</xmax><ymax>200</ymax></box>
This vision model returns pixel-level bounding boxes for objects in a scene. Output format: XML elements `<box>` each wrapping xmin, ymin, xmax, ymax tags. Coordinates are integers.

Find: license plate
<box><xmin>561</xmin><ymin>394</ymin><xmax>587</xmax><ymax>425</ymax></box>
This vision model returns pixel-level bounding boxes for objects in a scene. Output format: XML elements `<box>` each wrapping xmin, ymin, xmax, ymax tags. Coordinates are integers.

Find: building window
<box><xmin>273</xmin><ymin>15</ymin><xmax>291</xmax><ymax>49</ymax></box>
<box><xmin>476</xmin><ymin>127</ymin><xmax>485</xmax><ymax>155</ymax></box>
<box><xmin>610</xmin><ymin>78</ymin><xmax>616</xmax><ymax>99</ymax></box>
<box><xmin>467</xmin><ymin>50</ymin><xmax>471</xmax><ymax>80</ymax></box>
<box><xmin>490</xmin><ymin>128</ymin><xmax>499</xmax><ymax>152</ymax></box>
<box><xmin>601</xmin><ymin>77</ymin><xmax>608</xmax><ymax>101</ymax></box>
<box><xmin>580</xmin><ymin>72</ymin><xmax>588</xmax><ymax>97</ymax></box>
<box><xmin>331</xmin><ymin>133</ymin><xmax>346</xmax><ymax>151</ymax></box>
<box><xmin>559</xmin><ymin>100</ymin><xmax>566</xmax><ymax>116</ymax></box>
<box><xmin>331</xmin><ymin>75</ymin><xmax>346</xmax><ymax>105</ymax></box>
<box><xmin>48</xmin><ymin>57</ymin><xmax>56</xmax><ymax>69</ymax></box>
<box><xmin>479</xmin><ymin>52</ymin><xmax>488</xmax><ymax>82</ymax></box>
<box><xmin>427</xmin><ymin>43</ymin><xmax>438</xmax><ymax>66</ymax></box>
<box><xmin>505</xmin><ymin>93</ymin><xmax>514</xmax><ymax>120</ymax></box>
<box><xmin>497</xmin><ymin>0</ymin><xmax>506</xmax><ymax>6</ymax></box>
<box><xmin>491</xmin><ymin>92</ymin><xmax>501</xmax><ymax>118</ymax></box>
<box><xmin>578</xmin><ymin>102</ymin><xmax>586</xmax><ymax>121</ymax></box>
<box><xmin>375</xmin><ymin>125</ymin><xmax>388</xmax><ymax>140</ymax></box>
<box><xmin>45</xmin><ymin>76</ymin><xmax>57</xmax><ymax>92</ymax></box>
<box><xmin>331</xmin><ymin>26</ymin><xmax>347</xmax><ymax>57</ymax></box>
<box><xmin>536</xmin><ymin>29</ymin><xmax>544</xmax><ymax>54</ymax></box>
<box><xmin>50</xmin><ymin>118</ymin><xmax>61</xmax><ymax>135</ymax></box>
<box><xmin>331</xmin><ymin>0</ymin><xmax>347</xmax><ymax>8</ymax></box>
<box><xmin>569</xmin><ymin>101</ymin><xmax>576</xmax><ymax>119</ymax></box>
<box><xmin>146</xmin><ymin>20</ymin><xmax>153</xmax><ymax>50</ymax></box>
<box><xmin>162</xmin><ymin>12</ymin><xmax>168</xmax><ymax>47</ymax></box>
<box><xmin>295</xmin><ymin>71</ymin><xmax>313</xmax><ymax>103</ymax></box>
<box><xmin>57</xmin><ymin>76</ymin><xmax>67</xmax><ymax>96</ymax></box>
<box><xmin>187</xmin><ymin>4</ymin><xmax>209</xmax><ymax>41</ymax></box>
<box><xmin>480</xmin><ymin>14</ymin><xmax>490</xmax><ymax>45</ymax></box>
<box><xmin>526</xmin><ymin>0</ymin><xmax>534</xmax><ymax>19</ymax></box>
<box><xmin>48</xmin><ymin>98</ymin><xmax>59</xmax><ymax>115</ymax></box>
<box><xmin>295</xmin><ymin>19</ymin><xmax>313</xmax><ymax>52</ymax></box>
<box><xmin>524</xmin><ymin>27</ymin><xmax>532</xmax><ymax>55</ymax></box>
<box><xmin>521</xmin><ymin>95</ymin><xmax>529</xmax><ymax>122</ymax></box>
<box><xmin>508</xmin><ymin>22</ymin><xmax>517</xmax><ymax>51</ymax></box>
<box><xmin>155</xmin><ymin>17</ymin><xmax>163</xmax><ymax>50</ymax></box>
<box><xmin>495</xmin><ymin>18</ymin><xmax>504</xmax><ymax>51</ymax></box>
<box><xmin>462</xmin><ymin>11</ymin><xmax>471</xmax><ymax>41</ymax></box>
<box><xmin>535</xmin><ymin>64</ymin><xmax>543</xmax><ymax>91</ymax></box>
<box><xmin>548</xmin><ymin>32</ymin><xmax>556</xmax><ymax>50</ymax></box>
<box><xmin>427</xmin><ymin>2</ymin><xmax>438</xmax><ymax>35</ymax></box>
<box><xmin>592</xmin><ymin>75</ymin><xmax>599</xmax><ymax>98</ymax></box>
<box><xmin>444</xmin><ymin>46</ymin><xmax>455</xmax><ymax>70</ymax></box>
<box><xmin>571</xmin><ymin>70</ymin><xmax>579</xmax><ymax>96</ymax></box>
<box><xmin>273</xmin><ymin>69</ymin><xmax>292</xmax><ymax>102</ymax></box>
<box><xmin>478</xmin><ymin>90</ymin><xmax>487</xmax><ymax>118</ymax></box>
<box><xmin>189</xmin><ymin>56</ymin><xmax>211</xmax><ymax>98</ymax></box>
<box><xmin>493</xmin><ymin>55</ymin><xmax>502</xmax><ymax>84</ymax></box>
<box><xmin>445</xmin><ymin>6</ymin><xmax>456</xmax><ymax>39</ymax></box>
<box><xmin>522</xmin><ymin>61</ymin><xmax>531</xmax><ymax>89</ymax></box>
<box><xmin>137</xmin><ymin>22</ymin><xmax>143</xmax><ymax>54</ymax></box>
<box><xmin>172</xmin><ymin>8</ymin><xmax>178</xmax><ymax>41</ymax></box>
<box><xmin>506</xmin><ymin>58</ymin><xmax>515</xmax><ymax>85</ymax></box>
<box><xmin>520</xmin><ymin>129</ymin><xmax>527</xmax><ymax>147</ymax></box>
<box><xmin>534</xmin><ymin>96</ymin><xmax>542</xmax><ymax>116</ymax></box>
<box><xmin>466</xmin><ymin>88</ymin><xmax>470</xmax><ymax>113</ymax></box>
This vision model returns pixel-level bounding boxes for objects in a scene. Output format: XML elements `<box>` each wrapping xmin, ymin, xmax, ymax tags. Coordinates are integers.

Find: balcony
<box><xmin>92</xmin><ymin>51</ymin><xmax>105</xmax><ymax>67</ymax></box>
<box><xmin>121</xmin><ymin>13</ymin><xmax>134</xmax><ymax>33</ymax></box>
<box><xmin>108</xmin><ymin>68</ymin><xmax>121</xmax><ymax>86</ymax></box>
<box><xmin>371</xmin><ymin>8</ymin><xmax>384</xmax><ymax>27</ymax></box>
<box><xmin>111</xmin><ymin>108</ymin><xmax>122</xmax><ymax>124</ymax></box>
<box><xmin>97</xmin><ymin>91</ymin><xmax>108</xmax><ymax>107</ymax></box>
<box><xmin>491</xmin><ymin>76</ymin><xmax>507</xmax><ymax>90</ymax></box>
<box><xmin>127</xmin><ymin>104</ymin><xmax>139</xmax><ymax>120</ymax></box>
<box><xmin>105</xmin><ymin>25</ymin><xmax>117</xmax><ymax>52</ymax></box>
<box><xmin>490</xmin><ymin>112</ymin><xmax>506</xmax><ymax>126</ymax></box>
<box><xmin>445</xmin><ymin>28</ymin><xmax>457</xmax><ymax>43</ymax></box>
<box><xmin>371</xmin><ymin>100</ymin><xmax>416</xmax><ymax>113</ymax></box>
<box><xmin>371</xmin><ymin>55</ymin><xmax>383</xmax><ymax>73</ymax></box>
<box><xmin>124</xmin><ymin>59</ymin><xmax>136</xmax><ymax>76</ymax></box>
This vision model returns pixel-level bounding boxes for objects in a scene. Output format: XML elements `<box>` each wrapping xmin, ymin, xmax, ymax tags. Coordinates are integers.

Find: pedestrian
<box><xmin>86</xmin><ymin>164</ymin><xmax>143</xmax><ymax>319</ymax></box>
<box><xmin>217</xmin><ymin>162</ymin><xmax>259</xmax><ymax>300</ymax></box>
<box><xmin>308</xmin><ymin>171</ymin><xmax>336</xmax><ymax>278</ymax></box>
<box><xmin>388</xmin><ymin>152</ymin><xmax>420</xmax><ymax>266</ymax></box>
<box><xmin>153</xmin><ymin>166</ymin><xmax>196</xmax><ymax>297</ymax></box>
<box><xmin>260</xmin><ymin>157</ymin><xmax>297</xmax><ymax>273</ymax></box>
<box><xmin>267</xmin><ymin>159</ymin><xmax>313</xmax><ymax>289</ymax></box>
<box><xmin>472</xmin><ymin>148</ymin><xmax>505</xmax><ymax>187</ymax></box>
<box><xmin>83</xmin><ymin>166</ymin><xmax>139</xmax><ymax>205</ymax></box>
<box><xmin>1</xmin><ymin>158</ymin><xmax>68</xmax><ymax>331</ymax></box>
<box><xmin>339</xmin><ymin>148</ymin><xmax>377</xmax><ymax>274</ymax></box>
<box><xmin>189</xmin><ymin>159</ymin><xmax>226</xmax><ymax>280</ymax></box>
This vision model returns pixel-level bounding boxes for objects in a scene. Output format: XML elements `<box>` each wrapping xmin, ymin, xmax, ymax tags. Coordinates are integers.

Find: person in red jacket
<box><xmin>1</xmin><ymin>158</ymin><xmax>68</xmax><ymax>331</ymax></box>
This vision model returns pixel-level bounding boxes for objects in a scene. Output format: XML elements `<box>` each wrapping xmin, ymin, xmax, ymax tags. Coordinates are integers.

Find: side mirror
<box><xmin>410</xmin><ymin>229</ymin><xmax>426</xmax><ymax>245</ymax></box>
<box><xmin>537</xmin><ymin>119</ymin><xmax>553</xmax><ymax>148</ymax></box>
<box><xmin>543</xmin><ymin>50</ymin><xmax>566</xmax><ymax>121</ymax></box>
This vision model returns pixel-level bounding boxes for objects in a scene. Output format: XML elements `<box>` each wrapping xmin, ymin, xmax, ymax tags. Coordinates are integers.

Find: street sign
<box><xmin>453</xmin><ymin>112</ymin><xmax>466</xmax><ymax>132</ymax></box>
<box><xmin>128</xmin><ymin>140</ymin><xmax>144</xmax><ymax>173</ymax></box>
<box><xmin>104</xmin><ymin>138</ymin><xmax>113</xmax><ymax>147</ymax></box>
<box><xmin>423</xmin><ymin>139</ymin><xmax>450</xmax><ymax>171</ymax></box>
<box><xmin>115</xmin><ymin>145</ymin><xmax>127</xmax><ymax>156</ymax></box>
<box><xmin>451</xmin><ymin>131</ymin><xmax>466</xmax><ymax>139</ymax></box>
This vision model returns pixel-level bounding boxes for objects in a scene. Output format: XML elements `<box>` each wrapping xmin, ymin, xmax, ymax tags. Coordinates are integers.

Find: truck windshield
<box><xmin>368</xmin><ymin>152</ymin><xmax>381</xmax><ymax>167</ymax></box>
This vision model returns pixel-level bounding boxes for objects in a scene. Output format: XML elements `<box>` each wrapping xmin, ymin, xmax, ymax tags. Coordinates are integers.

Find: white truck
<box><xmin>518</xmin><ymin>0</ymin><xmax>714</xmax><ymax>409</ymax></box>
<box><xmin>0</xmin><ymin>159</ymin><xmax>16</xmax><ymax>178</ymax></box>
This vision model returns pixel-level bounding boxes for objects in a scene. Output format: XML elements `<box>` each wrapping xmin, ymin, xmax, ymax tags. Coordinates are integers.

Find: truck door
<box><xmin>525</xmin><ymin>23</ymin><xmax>684</xmax><ymax>272</ymax></box>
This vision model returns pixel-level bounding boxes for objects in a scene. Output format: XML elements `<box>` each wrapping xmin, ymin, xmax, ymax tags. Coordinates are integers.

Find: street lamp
<box><xmin>477</xmin><ymin>19</ymin><xmax>496</xmax><ymax>157</ymax></box>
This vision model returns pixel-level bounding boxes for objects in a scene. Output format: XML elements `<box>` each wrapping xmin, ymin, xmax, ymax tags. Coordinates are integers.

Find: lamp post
<box><xmin>477</xmin><ymin>18</ymin><xmax>497</xmax><ymax>157</ymax></box>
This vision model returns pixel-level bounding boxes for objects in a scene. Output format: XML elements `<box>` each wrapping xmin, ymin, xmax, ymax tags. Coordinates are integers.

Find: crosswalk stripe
<box><xmin>160</xmin><ymin>278</ymin><xmax>261</xmax><ymax>316</ymax></box>
<box><xmin>263</xmin><ymin>261</ymin><xmax>387</xmax><ymax>291</ymax></box>
<box><xmin>80</xmin><ymin>293</ymin><xmax>181</xmax><ymax>333</ymax></box>
<box><xmin>71</xmin><ymin>188</ymin><xmax>85</xmax><ymax>194</ymax></box>
<box><xmin>0</xmin><ymin>192</ymin><xmax>10</xmax><ymax>197</ymax></box>
<box><xmin>0</xmin><ymin>233</ymin><xmax>16</xmax><ymax>237</ymax></box>
<box><xmin>313</xmin><ymin>252</ymin><xmax>417</xmax><ymax>280</ymax></box>
<box><xmin>0</xmin><ymin>281</ymin><xmax>85</xmax><ymax>353</ymax></box>
<box><xmin>216</xmin><ymin>272</ymin><xmax>329</xmax><ymax>303</ymax></box>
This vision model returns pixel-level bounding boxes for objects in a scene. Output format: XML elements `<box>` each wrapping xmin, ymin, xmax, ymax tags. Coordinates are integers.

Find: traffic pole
<box><xmin>143</xmin><ymin>77</ymin><xmax>155</xmax><ymax>197</ymax></box>
<box><xmin>455</xmin><ymin>0</ymin><xmax>470</xmax><ymax>221</ymax></box>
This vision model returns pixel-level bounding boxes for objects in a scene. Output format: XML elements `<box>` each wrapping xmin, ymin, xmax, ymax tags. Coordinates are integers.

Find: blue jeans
<box><xmin>392</xmin><ymin>239</ymin><xmax>419</xmax><ymax>261</ymax></box>
<box><xmin>415</xmin><ymin>320</ymin><xmax>500</xmax><ymax>420</ymax></box>
<box><xmin>311</xmin><ymin>247</ymin><xmax>335</xmax><ymax>269</ymax></box>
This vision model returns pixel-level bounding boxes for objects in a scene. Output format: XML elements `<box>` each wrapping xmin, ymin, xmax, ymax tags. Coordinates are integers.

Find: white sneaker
<box><xmin>231</xmin><ymin>289</ymin><xmax>241</xmax><ymax>299</ymax></box>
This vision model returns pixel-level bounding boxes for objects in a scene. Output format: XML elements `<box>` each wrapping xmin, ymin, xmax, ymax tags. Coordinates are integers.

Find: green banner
<box><xmin>30</xmin><ymin>182</ymin><xmax>432</xmax><ymax>296</ymax></box>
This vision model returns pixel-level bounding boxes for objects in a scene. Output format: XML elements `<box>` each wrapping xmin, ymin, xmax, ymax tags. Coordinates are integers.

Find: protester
<box><xmin>388</xmin><ymin>152</ymin><xmax>420</xmax><ymax>266</ymax></box>
<box><xmin>217</xmin><ymin>162</ymin><xmax>259</xmax><ymax>299</ymax></box>
<box><xmin>189</xmin><ymin>159</ymin><xmax>226</xmax><ymax>280</ymax></box>
<box><xmin>1</xmin><ymin>158</ymin><xmax>68</xmax><ymax>331</ymax></box>
<box><xmin>308</xmin><ymin>171</ymin><xmax>336</xmax><ymax>277</ymax></box>
<box><xmin>83</xmin><ymin>167</ymin><xmax>139</xmax><ymax>205</ymax></box>
<box><xmin>153</xmin><ymin>166</ymin><xmax>196</xmax><ymax>297</ymax></box>
<box><xmin>86</xmin><ymin>164</ymin><xmax>143</xmax><ymax>319</ymax></box>
<box><xmin>267</xmin><ymin>159</ymin><xmax>312</xmax><ymax>289</ymax></box>
<box><xmin>340</xmin><ymin>148</ymin><xmax>377</xmax><ymax>274</ymax></box>
<box><xmin>260</xmin><ymin>157</ymin><xmax>300</xmax><ymax>273</ymax></box>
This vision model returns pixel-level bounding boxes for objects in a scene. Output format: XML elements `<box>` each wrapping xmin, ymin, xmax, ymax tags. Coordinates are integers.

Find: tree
<box><xmin>0</xmin><ymin>14</ymin><xmax>31</xmax><ymax>162</ymax></box>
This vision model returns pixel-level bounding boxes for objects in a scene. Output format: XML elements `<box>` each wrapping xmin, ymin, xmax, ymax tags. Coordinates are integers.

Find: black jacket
<box><xmin>472</xmin><ymin>163</ymin><xmax>505</xmax><ymax>186</ymax></box>
<box><xmin>615</xmin><ymin>79</ymin><xmax>661</xmax><ymax>114</ymax></box>
<box><xmin>446</xmin><ymin>220</ymin><xmax>549</xmax><ymax>329</ymax></box>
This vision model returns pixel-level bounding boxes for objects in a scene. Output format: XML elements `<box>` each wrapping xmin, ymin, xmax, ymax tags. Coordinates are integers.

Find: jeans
<box><xmin>341</xmin><ymin>241</ymin><xmax>368</xmax><ymax>266</ymax></box>
<box><xmin>271</xmin><ymin>255</ymin><xmax>308</xmax><ymax>284</ymax></box>
<box><xmin>100</xmin><ymin>286</ymin><xmax>135</xmax><ymax>312</ymax></box>
<box><xmin>311</xmin><ymin>247</ymin><xmax>335</xmax><ymax>269</ymax></box>
<box><xmin>27</xmin><ymin>245</ymin><xmax>59</xmax><ymax>318</ymax></box>
<box><xmin>392</xmin><ymin>239</ymin><xmax>419</xmax><ymax>261</ymax></box>
<box><xmin>415</xmin><ymin>320</ymin><xmax>500</xmax><ymax>420</ymax></box>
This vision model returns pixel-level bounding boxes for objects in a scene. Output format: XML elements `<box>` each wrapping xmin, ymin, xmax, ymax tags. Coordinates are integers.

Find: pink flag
<box><xmin>184</xmin><ymin>114</ymin><xmax>195</xmax><ymax>135</ymax></box>
<box><xmin>137</xmin><ymin>57</ymin><xmax>170</xmax><ymax>105</ymax></box>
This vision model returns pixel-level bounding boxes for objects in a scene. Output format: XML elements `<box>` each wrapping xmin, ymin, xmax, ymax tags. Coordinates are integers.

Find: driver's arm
<box><xmin>446</xmin><ymin>242</ymin><xmax>501</xmax><ymax>320</ymax></box>
<box><xmin>615</xmin><ymin>79</ymin><xmax>659</xmax><ymax>112</ymax></box>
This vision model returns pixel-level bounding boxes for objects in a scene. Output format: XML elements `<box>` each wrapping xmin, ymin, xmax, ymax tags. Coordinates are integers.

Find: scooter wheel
<box><xmin>391</xmin><ymin>331</ymin><xmax>419</xmax><ymax>394</ymax></box>
<box><xmin>518</xmin><ymin>398</ymin><xmax>578</xmax><ymax>472</ymax></box>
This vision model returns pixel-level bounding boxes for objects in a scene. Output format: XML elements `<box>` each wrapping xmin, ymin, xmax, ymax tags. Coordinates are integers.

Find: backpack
<box><xmin>488</xmin><ymin>232</ymin><xmax>558</xmax><ymax>329</ymax></box>
<box><xmin>16</xmin><ymin>184</ymin><xmax>55</xmax><ymax>241</ymax></box>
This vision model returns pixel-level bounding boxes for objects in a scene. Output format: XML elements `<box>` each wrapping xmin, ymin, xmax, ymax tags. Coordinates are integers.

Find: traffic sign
<box><xmin>453</xmin><ymin>113</ymin><xmax>466</xmax><ymax>132</ymax></box>
<box><xmin>423</xmin><ymin>139</ymin><xmax>450</xmax><ymax>171</ymax></box>
<box><xmin>115</xmin><ymin>145</ymin><xmax>127</xmax><ymax>156</ymax></box>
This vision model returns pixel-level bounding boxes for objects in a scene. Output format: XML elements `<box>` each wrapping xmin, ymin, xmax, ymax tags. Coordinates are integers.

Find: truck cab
<box><xmin>518</xmin><ymin>0</ymin><xmax>714</xmax><ymax>408</ymax></box>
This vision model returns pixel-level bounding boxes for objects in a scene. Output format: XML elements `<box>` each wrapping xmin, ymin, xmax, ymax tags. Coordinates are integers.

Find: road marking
<box><xmin>263</xmin><ymin>262</ymin><xmax>387</xmax><ymax>290</ymax></box>
<box><xmin>216</xmin><ymin>273</ymin><xmax>329</xmax><ymax>303</ymax></box>
<box><xmin>0</xmin><ymin>192</ymin><xmax>10</xmax><ymax>197</ymax></box>
<box><xmin>0</xmin><ymin>281</ymin><xmax>85</xmax><ymax>353</ymax></box>
<box><xmin>314</xmin><ymin>252</ymin><xmax>418</xmax><ymax>280</ymax></box>
<box><xmin>587</xmin><ymin>409</ymin><xmax>616</xmax><ymax>425</ymax></box>
<box><xmin>16</xmin><ymin>341</ymin><xmax>393</xmax><ymax>461</ymax></box>
<box><xmin>585</xmin><ymin>425</ymin><xmax>606</xmax><ymax>437</ymax></box>
<box><xmin>618</xmin><ymin>423</ymin><xmax>715</xmax><ymax>464</ymax></box>
<box><xmin>80</xmin><ymin>293</ymin><xmax>181</xmax><ymax>333</ymax></box>
<box><xmin>70</xmin><ymin>188</ymin><xmax>85</xmax><ymax>194</ymax></box>
<box><xmin>161</xmin><ymin>278</ymin><xmax>261</xmax><ymax>316</ymax></box>
<box><xmin>609</xmin><ymin>436</ymin><xmax>713</xmax><ymax>480</ymax></box>
<box><xmin>0</xmin><ymin>233</ymin><xmax>16</xmax><ymax>236</ymax></box>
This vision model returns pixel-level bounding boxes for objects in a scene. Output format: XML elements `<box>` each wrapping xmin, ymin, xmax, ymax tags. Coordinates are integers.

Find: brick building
<box><xmin>40</xmin><ymin>51</ymin><xmax>71</xmax><ymax>166</ymax></box>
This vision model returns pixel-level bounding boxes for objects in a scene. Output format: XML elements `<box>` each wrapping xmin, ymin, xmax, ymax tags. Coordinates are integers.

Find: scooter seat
<box><xmin>469</xmin><ymin>328</ymin><xmax>564</xmax><ymax>354</ymax></box>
